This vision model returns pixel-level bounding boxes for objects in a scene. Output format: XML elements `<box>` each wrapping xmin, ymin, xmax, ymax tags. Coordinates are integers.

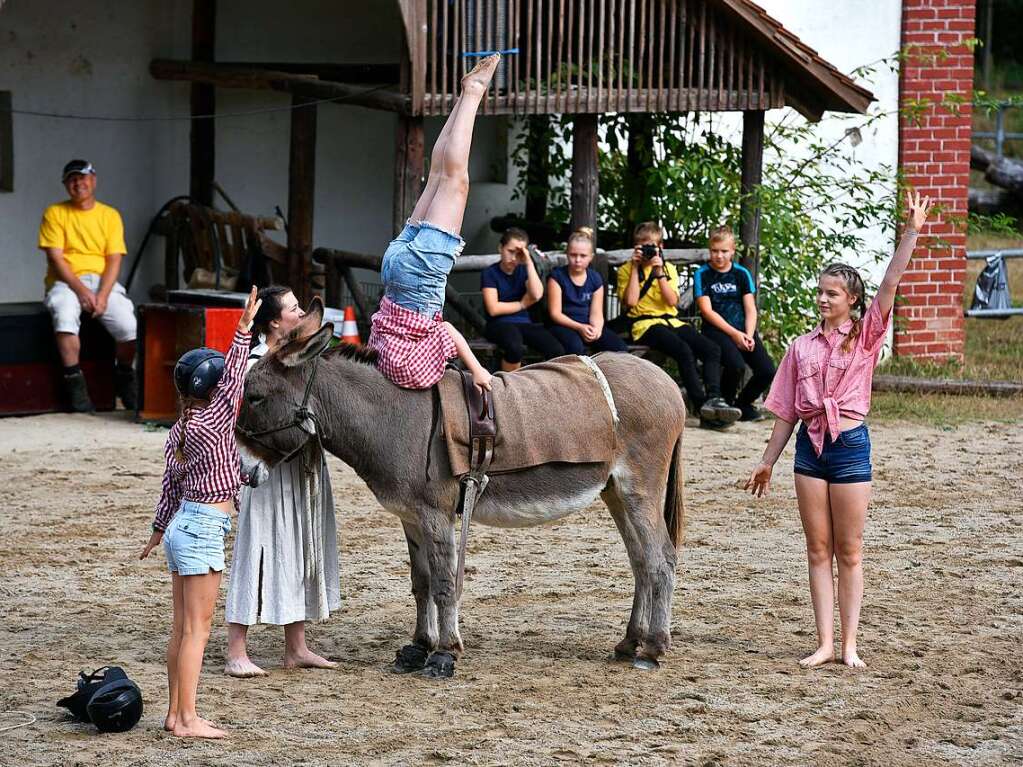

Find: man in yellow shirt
<box><xmin>39</xmin><ymin>160</ymin><xmax>137</xmax><ymax>412</ymax></box>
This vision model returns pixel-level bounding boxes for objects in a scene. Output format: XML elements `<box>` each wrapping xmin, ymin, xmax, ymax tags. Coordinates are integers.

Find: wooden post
<box><xmin>287</xmin><ymin>96</ymin><xmax>317</xmax><ymax>306</ymax></box>
<box><xmin>393</xmin><ymin>115</ymin><xmax>425</xmax><ymax>235</ymax></box>
<box><xmin>525</xmin><ymin>115</ymin><xmax>550</xmax><ymax>224</ymax></box>
<box><xmin>571</xmin><ymin>114</ymin><xmax>601</xmax><ymax>274</ymax></box>
<box><xmin>739</xmin><ymin>110</ymin><xmax>765</xmax><ymax>284</ymax></box>
<box><xmin>190</xmin><ymin>0</ymin><xmax>216</xmax><ymax>207</ymax></box>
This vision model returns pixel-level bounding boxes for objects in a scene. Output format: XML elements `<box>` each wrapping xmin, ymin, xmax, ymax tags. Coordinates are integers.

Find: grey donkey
<box><xmin>237</xmin><ymin>300</ymin><xmax>686</xmax><ymax>678</ymax></box>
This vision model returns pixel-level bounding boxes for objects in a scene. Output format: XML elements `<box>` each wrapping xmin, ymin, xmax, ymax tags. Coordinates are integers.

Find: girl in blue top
<box><xmin>481</xmin><ymin>227</ymin><xmax>565</xmax><ymax>371</ymax></box>
<box><xmin>547</xmin><ymin>227</ymin><xmax>627</xmax><ymax>354</ymax></box>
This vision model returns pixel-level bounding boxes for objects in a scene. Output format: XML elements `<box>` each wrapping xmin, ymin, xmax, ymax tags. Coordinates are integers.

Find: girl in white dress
<box><xmin>224</xmin><ymin>286</ymin><xmax>341</xmax><ymax>677</ymax></box>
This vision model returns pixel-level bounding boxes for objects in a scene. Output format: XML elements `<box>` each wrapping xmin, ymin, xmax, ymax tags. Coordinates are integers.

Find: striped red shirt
<box><xmin>153</xmin><ymin>329</ymin><xmax>250</xmax><ymax>531</ymax></box>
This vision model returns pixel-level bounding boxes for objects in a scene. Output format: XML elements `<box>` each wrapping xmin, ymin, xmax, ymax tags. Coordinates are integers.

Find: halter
<box><xmin>238</xmin><ymin>354</ymin><xmax>324</xmax><ymax>464</ymax></box>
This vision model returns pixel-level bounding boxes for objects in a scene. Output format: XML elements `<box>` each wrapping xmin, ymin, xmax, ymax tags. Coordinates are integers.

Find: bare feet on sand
<box><xmin>224</xmin><ymin>657</ymin><xmax>268</xmax><ymax>678</ymax></box>
<box><xmin>842</xmin><ymin>648</ymin><xmax>867</xmax><ymax>668</ymax></box>
<box><xmin>461</xmin><ymin>53</ymin><xmax>501</xmax><ymax>94</ymax></box>
<box><xmin>172</xmin><ymin>717</ymin><xmax>228</xmax><ymax>739</ymax></box>
<box><xmin>284</xmin><ymin>648</ymin><xmax>338</xmax><ymax>670</ymax></box>
<box><xmin>798</xmin><ymin>646</ymin><xmax>835</xmax><ymax>668</ymax></box>
<box><xmin>163</xmin><ymin>714</ymin><xmax>175</xmax><ymax>732</ymax></box>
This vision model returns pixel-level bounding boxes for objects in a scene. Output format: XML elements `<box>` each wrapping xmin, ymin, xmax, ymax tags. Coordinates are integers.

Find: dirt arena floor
<box><xmin>0</xmin><ymin>410</ymin><xmax>1020</xmax><ymax>766</ymax></box>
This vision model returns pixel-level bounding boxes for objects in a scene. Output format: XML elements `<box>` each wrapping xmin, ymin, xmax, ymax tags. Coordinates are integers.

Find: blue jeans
<box><xmin>163</xmin><ymin>501</ymin><xmax>232</xmax><ymax>575</ymax></box>
<box><xmin>381</xmin><ymin>220</ymin><xmax>465</xmax><ymax>316</ymax></box>
<box><xmin>794</xmin><ymin>422</ymin><xmax>872</xmax><ymax>484</ymax></box>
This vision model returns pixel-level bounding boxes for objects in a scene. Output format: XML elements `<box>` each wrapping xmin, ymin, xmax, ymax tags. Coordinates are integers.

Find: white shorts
<box><xmin>44</xmin><ymin>273</ymin><xmax>137</xmax><ymax>343</ymax></box>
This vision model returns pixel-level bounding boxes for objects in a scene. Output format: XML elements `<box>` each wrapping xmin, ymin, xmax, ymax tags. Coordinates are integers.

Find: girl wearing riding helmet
<box><xmin>746</xmin><ymin>191</ymin><xmax>932</xmax><ymax>669</ymax></box>
<box><xmin>140</xmin><ymin>286</ymin><xmax>261</xmax><ymax>739</ymax></box>
<box><xmin>546</xmin><ymin>227</ymin><xmax>628</xmax><ymax>354</ymax></box>
<box><xmin>224</xmin><ymin>286</ymin><xmax>341</xmax><ymax>678</ymax></box>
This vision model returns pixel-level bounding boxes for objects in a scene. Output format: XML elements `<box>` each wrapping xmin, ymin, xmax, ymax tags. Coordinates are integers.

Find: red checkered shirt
<box><xmin>153</xmin><ymin>329</ymin><xmax>251</xmax><ymax>531</ymax></box>
<box><xmin>368</xmin><ymin>296</ymin><xmax>457</xmax><ymax>389</ymax></box>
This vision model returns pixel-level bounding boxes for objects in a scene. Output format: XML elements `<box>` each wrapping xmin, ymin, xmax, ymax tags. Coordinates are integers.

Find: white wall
<box><xmin>0</xmin><ymin>0</ymin><xmax>523</xmax><ymax>304</ymax></box>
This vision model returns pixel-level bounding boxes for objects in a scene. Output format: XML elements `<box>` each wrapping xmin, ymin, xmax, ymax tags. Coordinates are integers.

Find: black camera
<box><xmin>640</xmin><ymin>243</ymin><xmax>659</xmax><ymax>261</ymax></box>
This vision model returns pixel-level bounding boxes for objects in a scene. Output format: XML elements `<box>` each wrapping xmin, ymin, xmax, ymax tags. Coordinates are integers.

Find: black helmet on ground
<box><xmin>174</xmin><ymin>347</ymin><xmax>225</xmax><ymax>400</ymax></box>
<box><xmin>86</xmin><ymin>678</ymin><xmax>144</xmax><ymax>733</ymax></box>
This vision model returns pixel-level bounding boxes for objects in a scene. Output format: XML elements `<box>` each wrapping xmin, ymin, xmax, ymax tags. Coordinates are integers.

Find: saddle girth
<box><xmin>454</xmin><ymin>369</ymin><xmax>496</xmax><ymax>598</ymax></box>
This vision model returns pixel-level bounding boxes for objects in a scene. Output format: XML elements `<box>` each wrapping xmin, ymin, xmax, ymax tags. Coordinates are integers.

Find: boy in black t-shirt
<box><xmin>693</xmin><ymin>226</ymin><xmax>776</xmax><ymax>421</ymax></box>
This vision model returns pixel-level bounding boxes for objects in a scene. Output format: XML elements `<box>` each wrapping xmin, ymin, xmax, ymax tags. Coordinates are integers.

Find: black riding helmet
<box><xmin>86</xmin><ymin>678</ymin><xmax>144</xmax><ymax>733</ymax></box>
<box><xmin>174</xmin><ymin>348</ymin><xmax>226</xmax><ymax>400</ymax></box>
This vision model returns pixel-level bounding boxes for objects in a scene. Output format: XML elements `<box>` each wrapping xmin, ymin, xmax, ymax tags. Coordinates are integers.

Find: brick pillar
<box><xmin>895</xmin><ymin>0</ymin><xmax>975</xmax><ymax>361</ymax></box>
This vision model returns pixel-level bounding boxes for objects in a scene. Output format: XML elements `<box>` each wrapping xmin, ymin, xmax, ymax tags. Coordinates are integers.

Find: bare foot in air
<box><xmin>842</xmin><ymin>648</ymin><xmax>867</xmax><ymax>669</ymax></box>
<box><xmin>172</xmin><ymin>717</ymin><xmax>228</xmax><ymax>739</ymax></box>
<box><xmin>224</xmin><ymin>657</ymin><xmax>268</xmax><ymax>678</ymax></box>
<box><xmin>798</xmin><ymin>646</ymin><xmax>835</xmax><ymax>668</ymax></box>
<box><xmin>284</xmin><ymin>648</ymin><xmax>338</xmax><ymax>670</ymax></box>
<box><xmin>461</xmin><ymin>53</ymin><xmax>501</xmax><ymax>94</ymax></box>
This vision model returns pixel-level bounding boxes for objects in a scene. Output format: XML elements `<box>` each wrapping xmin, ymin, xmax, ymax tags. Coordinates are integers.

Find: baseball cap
<box><xmin>62</xmin><ymin>159</ymin><xmax>96</xmax><ymax>182</ymax></box>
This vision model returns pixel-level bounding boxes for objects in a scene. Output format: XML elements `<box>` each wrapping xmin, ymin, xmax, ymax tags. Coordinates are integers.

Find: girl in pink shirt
<box><xmin>745</xmin><ymin>192</ymin><xmax>932</xmax><ymax>669</ymax></box>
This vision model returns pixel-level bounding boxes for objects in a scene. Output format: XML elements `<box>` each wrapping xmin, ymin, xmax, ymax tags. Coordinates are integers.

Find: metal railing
<box><xmin>974</xmin><ymin>102</ymin><xmax>1023</xmax><ymax>159</ymax></box>
<box><xmin>965</xmin><ymin>248</ymin><xmax>1023</xmax><ymax>318</ymax></box>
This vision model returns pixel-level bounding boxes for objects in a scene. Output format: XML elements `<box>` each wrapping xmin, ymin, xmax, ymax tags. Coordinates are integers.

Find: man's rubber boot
<box><xmin>115</xmin><ymin>365</ymin><xmax>137</xmax><ymax>411</ymax></box>
<box><xmin>64</xmin><ymin>371</ymin><xmax>95</xmax><ymax>413</ymax></box>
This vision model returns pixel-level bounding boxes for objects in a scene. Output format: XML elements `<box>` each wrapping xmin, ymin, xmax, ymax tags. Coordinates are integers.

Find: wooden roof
<box><xmin>402</xmin><ymin>0</ymin><xmax>874</xmax><ymax>120</ymax></box>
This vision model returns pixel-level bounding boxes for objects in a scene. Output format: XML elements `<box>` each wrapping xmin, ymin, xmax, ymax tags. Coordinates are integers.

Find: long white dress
<box><xmin>225</xmin><ymin>343</ymin><xmax>341</xmax><ymax>626</ymax></box>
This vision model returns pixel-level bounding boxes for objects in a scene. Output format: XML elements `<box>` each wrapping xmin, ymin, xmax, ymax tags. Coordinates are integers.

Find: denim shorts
<box><xmin>794</xmin><ymin>422</ymin><xmax>872</xmax><ymax>484</ymax></box>
<box><xmin>381</xmin><ymin>219</ymin><xmax>465</xmax><ymax>316</ymax></box>
<box><xmin>163</xmin><ymin>501</ymin><xmax>232</xmax><ymax>576</ymax></box>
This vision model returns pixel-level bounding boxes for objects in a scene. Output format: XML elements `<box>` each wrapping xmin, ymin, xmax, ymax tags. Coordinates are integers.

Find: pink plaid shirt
<box><xmin>368</xmin><ymin>296</ymin><xmax>458</xmax><ymax>389</ymax></box>
<box><xmin>764</xmin><ymin>296</ymin><xmax>892</xmax><ymax>457</ymax></box>
<box><xmin>153</xmin><ymin>329</ymin><xmax>250</xmax><ymax>530</ymax></box>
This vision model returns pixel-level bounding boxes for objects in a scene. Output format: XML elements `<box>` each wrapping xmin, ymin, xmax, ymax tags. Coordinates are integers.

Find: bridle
<box><xmin>238</xmin><ymin>354</ymin><xmax>325</xmax><ymax>464</ymax></box>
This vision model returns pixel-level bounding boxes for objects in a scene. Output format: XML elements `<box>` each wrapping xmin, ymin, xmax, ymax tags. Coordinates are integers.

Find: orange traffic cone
<box><xmin>340</xmin><ymin>305</ymin><xmax>361</xmax><ymax>345</ymax></box>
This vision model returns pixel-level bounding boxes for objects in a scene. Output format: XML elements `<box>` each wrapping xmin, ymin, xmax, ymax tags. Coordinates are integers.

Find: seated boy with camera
<box><xmin>616</xmin><ymin>222</ymin><xmax>741</xmax><ymax>428</ymax></box>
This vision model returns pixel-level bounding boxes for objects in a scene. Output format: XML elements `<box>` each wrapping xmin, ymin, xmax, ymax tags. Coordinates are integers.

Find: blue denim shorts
<box><xmin>163</xmin><ymin>501</ymin><xmax>232</xmax><ymax>576</ymax></box>
<box><xmin>794</xmin><ymin>422</ymin><xmax>872</xmax><ymax>484</ymax></box>
<box><xmin>381</xmin><ymin>219</ymin><xmax>465</xmax><ymax>316</ymax></box>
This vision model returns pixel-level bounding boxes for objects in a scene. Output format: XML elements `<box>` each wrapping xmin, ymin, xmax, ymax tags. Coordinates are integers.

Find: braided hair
<box><xmin>820</xmin><ymin>263</ymin><xmax>867</xmax><ymax>353</ymax></box>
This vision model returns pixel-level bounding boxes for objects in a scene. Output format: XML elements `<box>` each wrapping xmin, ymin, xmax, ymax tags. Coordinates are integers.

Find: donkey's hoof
<box><xmin>633</xmin><ymin>657</ymin><xmax>660</xmax><ymax>671</ymax></box>
<box><xmin>420</xmin><ymin>651</ymin><xmax>456</xmax><ymax>679</ymax></box>
<box><xmin>392</xmin><ymin>644</ymin><xmax>430</xmax><ymax>674</ymax></box>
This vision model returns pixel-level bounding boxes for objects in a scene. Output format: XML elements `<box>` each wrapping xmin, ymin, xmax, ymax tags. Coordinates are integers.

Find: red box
<box><xmin>138</xmin><ymin>303</ymin><xmax>243</xmax><ymax>423</ymax></box>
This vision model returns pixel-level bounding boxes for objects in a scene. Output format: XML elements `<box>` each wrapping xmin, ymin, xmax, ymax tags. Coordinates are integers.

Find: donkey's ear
<box><xmin>280</xmin><ymin>323</ymin><xmax>333</xmax><ymax>368</ymax></box>
<box><xmin>305</xmin><ymin>296</ymin><xmax>324</xmax><ymax>325</ymax></box>
<box><xmin>288</xmin><ymin>296</ymin><xmax>325</xmax><ymax>342</ymax></box>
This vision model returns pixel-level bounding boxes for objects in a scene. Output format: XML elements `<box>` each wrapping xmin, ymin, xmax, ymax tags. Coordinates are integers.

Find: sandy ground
<box><xmin>0</xmin><ymin>410</ymin><xmax>1021</xmax><ymax>766</ymax></box>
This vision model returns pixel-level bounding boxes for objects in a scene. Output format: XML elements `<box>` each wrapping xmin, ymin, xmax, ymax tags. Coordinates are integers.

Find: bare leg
<box><xmin>500</xmin><ymin>359</ymin><xmax>521</xmax><ymax>373</ymax></box>
<box><xmin>224</xmin><ymin>622</ymin><xmax>267</xmax><ymax>677</ymax></box>
<box><xmin>795</xmin><ymin>474</ymin><xmax>836</xmax><ymax>668</ymax></box>
<box><xmin>164</xmin><ymin>573</ymin><xmax>184</xmax><ymax>731</ymax></box>
<box><xmin>409</xmin><ymin>54</ymin><xmax>500</xmax><ymax>228</ymax></box>
<box><xmin>55</xmin><ymin>332</ymin><xmax>80</xmax><ymax>367</ymax></box>
<box><xmin>116</xmin><ymin>340</ymin><xmax>135</xmax><ymax>367</ymax></box>
<box><xmin>283</xmin><ymin>622</ymin><xmax>337</xmax><ymax>669</ymax></box>
<box><xmin>172</xmin><ymin>571</ymin><xmax>227</xmax><ymax>739</ymax></box>
<box><xmin>830</xmin><ymin>481</ymin><xmax>871</xmax><ymax>668</ymax></box>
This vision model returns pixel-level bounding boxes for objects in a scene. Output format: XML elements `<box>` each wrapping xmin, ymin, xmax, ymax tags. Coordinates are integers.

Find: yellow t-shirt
<box><xmin>38</xmin><ymin>201</ymin><xmax>126</xmax><ymax>289</ymax></box>
<box><xmin>616</xmin><ymin>260</ymin><xmax>687</xmax><ymax>341</ymax></box>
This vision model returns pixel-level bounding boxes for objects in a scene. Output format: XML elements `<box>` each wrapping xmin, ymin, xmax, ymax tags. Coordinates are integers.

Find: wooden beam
<box><xmin>214</xmin><ymin>61</ymin><xmax>400</xmax><ymax>84</ymax></box>
<box><xmin>393</xmin><ymin>116</ymin><xmax>425</xmax><ymax>236</ymax></box>
<box><xmin>739</xmin><ymin>110</ymin><xmax>765</xmax><ymax>284</ymax></box>
<box><xmin>287</xmin><ymin>96</ymin><xmax>317</xmax><ymax>307</ymax></box>
<box><xmin>571</xmin><ymin>114</ymin><xmax>601</xmax><ymax>276</ymax></box>
<box><xmin>150</xmin><ymin>59</ymin><xmax>411</xmax><ymax>113</ymax></box>
<box><xmin>190</xmin><ymin>0</ymin><xmax>216</xmax><ymax>207</ymax></box>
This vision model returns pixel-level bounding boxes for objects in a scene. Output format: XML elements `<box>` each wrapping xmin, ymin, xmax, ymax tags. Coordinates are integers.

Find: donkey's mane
<box><xmin>325</xmin><ymin>341</ymin><xmax>379</xmax><ymax>365</ymax></box>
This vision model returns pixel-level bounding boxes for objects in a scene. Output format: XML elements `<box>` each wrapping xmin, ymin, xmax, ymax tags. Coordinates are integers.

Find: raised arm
<box><xmin>874</xmin><ymin>190</ymin><xmax>930</xmax><ymax>321</ymax></box>
<box><xmin>205</xmin><ymin>288</ymin><xmax>260</xmax><ymax>431</ymax></box>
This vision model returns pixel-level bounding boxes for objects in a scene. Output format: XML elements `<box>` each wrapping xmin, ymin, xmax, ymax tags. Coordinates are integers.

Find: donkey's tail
<box><xmin>663</xmin><ymin>435</ymin><xmax>686</xmax><ymax>549</ymax></box>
